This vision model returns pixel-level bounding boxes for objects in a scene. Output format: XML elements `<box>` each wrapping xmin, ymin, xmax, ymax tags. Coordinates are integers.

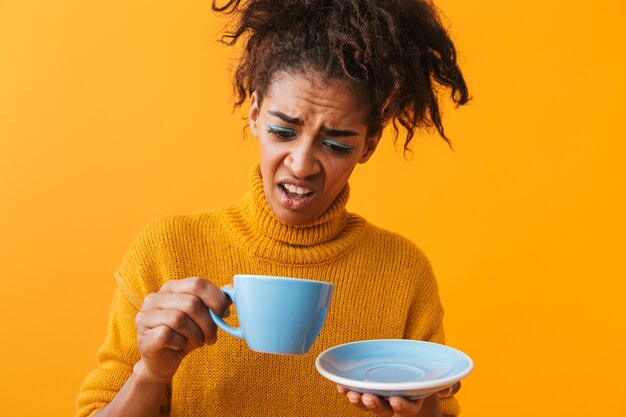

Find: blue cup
<box><xmin>209</xmin><ymin>275</ymin><xmax>334</xmax><ymax>355</ymax></box>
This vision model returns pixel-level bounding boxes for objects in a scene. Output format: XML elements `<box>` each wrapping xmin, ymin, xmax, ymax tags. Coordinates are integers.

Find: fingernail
<box><xmin>363</xmin><ymin>397</ymin><xmax>373</xmax><ymax>407</ymax></box>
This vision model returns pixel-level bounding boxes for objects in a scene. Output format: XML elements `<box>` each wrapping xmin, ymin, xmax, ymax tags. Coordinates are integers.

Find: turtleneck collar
<box><xmin>220</xmin><ymin>163</ymin><xmax>367</xmax><ymax>264</ymax></box>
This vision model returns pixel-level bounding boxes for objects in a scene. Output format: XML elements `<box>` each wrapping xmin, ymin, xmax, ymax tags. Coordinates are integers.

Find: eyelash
<box><xmin>322</xmin><ymin>140</ymin><xmax>354</xmax><ymax>155</ymax></box>
<box><xmin>267</xmin><ymin>126</ymin><xmax>296</xmax><ymax>139</ymax></box>
<box><xmin>266</xmin><ymin>124</ymin><xmax>354</xmax><ymax>155</ymax></box>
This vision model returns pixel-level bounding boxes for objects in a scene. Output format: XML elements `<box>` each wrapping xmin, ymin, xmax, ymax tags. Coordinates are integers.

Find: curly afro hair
<box><xmin>212</xmin><ymin>0</ymin><xmax>470</xmax><ymax>150</ymax></box>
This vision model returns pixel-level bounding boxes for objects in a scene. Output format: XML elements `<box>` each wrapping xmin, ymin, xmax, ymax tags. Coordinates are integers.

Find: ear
<box><xmin>249</xmin><ymin>91</ymin><xmax>260</xmax><ymax>136</ymax></box>
<box><xmin>358</xmin><ymin>131</ymin><xmax>382</xmax><ymax>164</ymax></box>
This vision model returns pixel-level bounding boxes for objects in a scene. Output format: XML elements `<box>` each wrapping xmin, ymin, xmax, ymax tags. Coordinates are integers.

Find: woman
<box><xmin>76</xmin><ymin>0</ymin><xmax>469</xmax><ymax>416</ymax></box>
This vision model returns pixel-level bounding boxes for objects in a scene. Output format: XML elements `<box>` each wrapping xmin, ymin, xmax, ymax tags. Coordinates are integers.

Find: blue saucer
<box><xmin>315</xmin><ymin>339</ymin><xmax>473</xmax><ymax>400</ymax></box>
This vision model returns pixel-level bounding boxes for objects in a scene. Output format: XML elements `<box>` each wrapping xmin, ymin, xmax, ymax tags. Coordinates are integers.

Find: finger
<box><xmin>345</xmin><ymin>391</ymin><xmax>370</xmax><ymax>412</ymax></box>
<box><xmin>136</xmin><ymin>308</ymin><xmax>205</xmax><ymax>350</ymax></box>
<box><xmin>337</xmin><ymin>385</ymin><xmax>349</xmax><ymax>395</ymax></box>
<box><xmin>438</xmin><ymin>381</ymin><xmax>461</xmax><ymax>398</ymax></box>
<box><xmin>160</xmin><ymin>277</ymin><xmax>231</xmax><ymax>314</ymax></box>
<box><xmin>388</xmin><ymin>396</ymin><xmax>425</xmax><ymax>417</ymax></box>
<box><xmin>361</xmin><ymin>393</ymin><xmax>394</xmax><ymax>417</ymax></box>
<box><xmin>220</xmin><ymin>285</ymin><xmax>233</xmax><ymax>318</ymax></box>
<box><xmin>141</xmin><ymin>292</ymin><xmax>218</xmax><ymax>345</ymax></box>
<box><xmin>138</xmin><ymin>325</ymin><xmax>189</xmax><ymax>357</ymax></box>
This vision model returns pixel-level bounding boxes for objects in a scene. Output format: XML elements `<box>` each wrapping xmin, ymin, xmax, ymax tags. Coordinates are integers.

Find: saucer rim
<box><xmin>315</xmin><ymin>339</ymin><xmax>473</xmax><ymax>390</ymax></box>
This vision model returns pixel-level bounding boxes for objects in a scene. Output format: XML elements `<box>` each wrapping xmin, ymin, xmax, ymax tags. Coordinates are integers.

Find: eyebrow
<box><xmin>268</xmin><ymin>110</ymin><xmax>359</xmax><ymax>137</ymax></box>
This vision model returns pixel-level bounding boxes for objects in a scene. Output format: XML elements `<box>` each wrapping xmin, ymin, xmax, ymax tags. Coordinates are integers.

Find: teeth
<box><xmin>283</xmin><ymin>183</ymin><xmax>312</xmax><ymax>195</ymax></box>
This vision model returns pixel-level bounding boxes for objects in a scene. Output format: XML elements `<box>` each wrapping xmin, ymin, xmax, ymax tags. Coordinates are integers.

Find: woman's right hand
<box><xmin>134</xmin><ymin>277</ymin><xmax>231</xmax><ymax>384</ymax></box>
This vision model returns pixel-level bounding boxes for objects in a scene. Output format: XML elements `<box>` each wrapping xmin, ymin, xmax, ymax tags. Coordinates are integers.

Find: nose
<box><xmin>284</xmin><ymin>138</ymin><xmax>321</xmax><ymax>179</ymax></box>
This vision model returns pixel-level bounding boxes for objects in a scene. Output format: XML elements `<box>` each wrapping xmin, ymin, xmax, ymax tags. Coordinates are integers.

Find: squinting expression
<box><xmin>249</xmin><ymin>72</ymin><xmax>380</xmax><ymax>226</ymax></box>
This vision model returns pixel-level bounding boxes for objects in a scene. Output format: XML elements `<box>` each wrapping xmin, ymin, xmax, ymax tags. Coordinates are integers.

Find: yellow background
<box><xmin>1</xmin><ymin>0</ymin><xmax>625</xmax><ymax>415</ymax></box>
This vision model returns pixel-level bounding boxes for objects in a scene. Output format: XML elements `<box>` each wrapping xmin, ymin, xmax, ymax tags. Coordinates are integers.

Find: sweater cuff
<box><xmin>441</xmin><ymin>395</ymin><xmax>460</xmax><ymax>416</ymax></box>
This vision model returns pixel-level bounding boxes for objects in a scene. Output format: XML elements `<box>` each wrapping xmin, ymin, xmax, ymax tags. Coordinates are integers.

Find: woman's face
<box><xmin>249</xmin><ymin>72</ymin><xmax>380</xmax><ymax>226</ymax></box>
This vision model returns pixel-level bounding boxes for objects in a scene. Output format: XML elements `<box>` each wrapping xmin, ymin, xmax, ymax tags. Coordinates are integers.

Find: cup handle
<box><xmin>209</xmin><ymin>286</ymin><xmax>243</xmax><ymax>339</ymax></box>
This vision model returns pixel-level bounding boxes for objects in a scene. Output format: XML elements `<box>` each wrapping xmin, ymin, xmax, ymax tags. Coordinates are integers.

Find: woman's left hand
<box><xmin>337</xmin><ymin>382</ymin><xmax>460</xmax><ymax>417</ymax></box>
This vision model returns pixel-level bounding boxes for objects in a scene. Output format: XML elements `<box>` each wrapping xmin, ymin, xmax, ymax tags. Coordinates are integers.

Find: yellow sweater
<box><xmin>76</xmin><ymin>164</ymin><xmax>460</xmax><ymax>417</ymax></box>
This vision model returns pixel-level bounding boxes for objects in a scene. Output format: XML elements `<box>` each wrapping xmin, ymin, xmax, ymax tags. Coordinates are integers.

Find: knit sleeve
<box><xmin>75</xmin><ymin>221</ymin><xmax>172</xmax><ymax>417</ymax></box>
<box><xmin>403</xmin><ymin>248</ymin><xmax>445</xmax><ymax>343</ymax></box>
<box><xmin>403</xmin><ymin>248</ymin><xmax>460</xmax><ymax>417</ymax></box>
<box><xmin>114</xmin><ymin>219</ymin><xmax>172</xmax><ymax>307</ymax></box>
<box><xmin>75</xmin><ymin>289</ymin><xmax>141</xmax><ymax>417</ymax></box>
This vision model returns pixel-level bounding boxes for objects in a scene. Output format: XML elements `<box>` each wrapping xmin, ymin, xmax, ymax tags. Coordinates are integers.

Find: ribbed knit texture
<box><xmin>76</xmin><ymin>164</ymin><xmax>460</xmax><ymax>417</ymax></box>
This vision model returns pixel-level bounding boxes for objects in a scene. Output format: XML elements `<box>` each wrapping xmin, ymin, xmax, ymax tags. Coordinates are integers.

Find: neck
<box><xmin>219</xmin><ymin>163</ymin><xmax>367</xmax><ymax>264</ymax></box>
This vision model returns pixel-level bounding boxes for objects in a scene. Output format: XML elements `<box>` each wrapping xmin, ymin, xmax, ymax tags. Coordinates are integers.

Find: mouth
<box><xmin>277</xmin><ymin>182</ymin><xmax>316</xmax><ymax>210</ymax></box>
<box><xmin>280</xmin><ymin>183</ymin><xmax>314</xmax><ymax>198</ymax></box>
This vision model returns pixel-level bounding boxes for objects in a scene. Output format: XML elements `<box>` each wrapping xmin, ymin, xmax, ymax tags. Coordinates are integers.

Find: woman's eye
<box><xmin>322</xmin><ymin>139</ymin><xmax>354</xmax><ymax>155</ymax></box>
<box><xmin>267</xmin><ymin>124</ymin><xmax>296</xmax><ymax>139</ymax></box>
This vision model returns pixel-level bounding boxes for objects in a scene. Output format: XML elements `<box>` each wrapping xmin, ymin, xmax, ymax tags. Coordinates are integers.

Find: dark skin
<box><xmin>91</xmin><ymin>71</ymin><xmax>462</xmax><ymax>417</ymax></box>
<box><xmin>93</xmin><ymin>277</ymin><xmax>231</xmax><ymax>417</ymax></box>
<box><xmin>338</xmin><ymin>382</ymin><xmax>461</xmax><ymax>417</ymax></box>
<box><xmin>92</xmin><ymin>276</ymin><xmax>459</xmax><ymax>417</ymax></box>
